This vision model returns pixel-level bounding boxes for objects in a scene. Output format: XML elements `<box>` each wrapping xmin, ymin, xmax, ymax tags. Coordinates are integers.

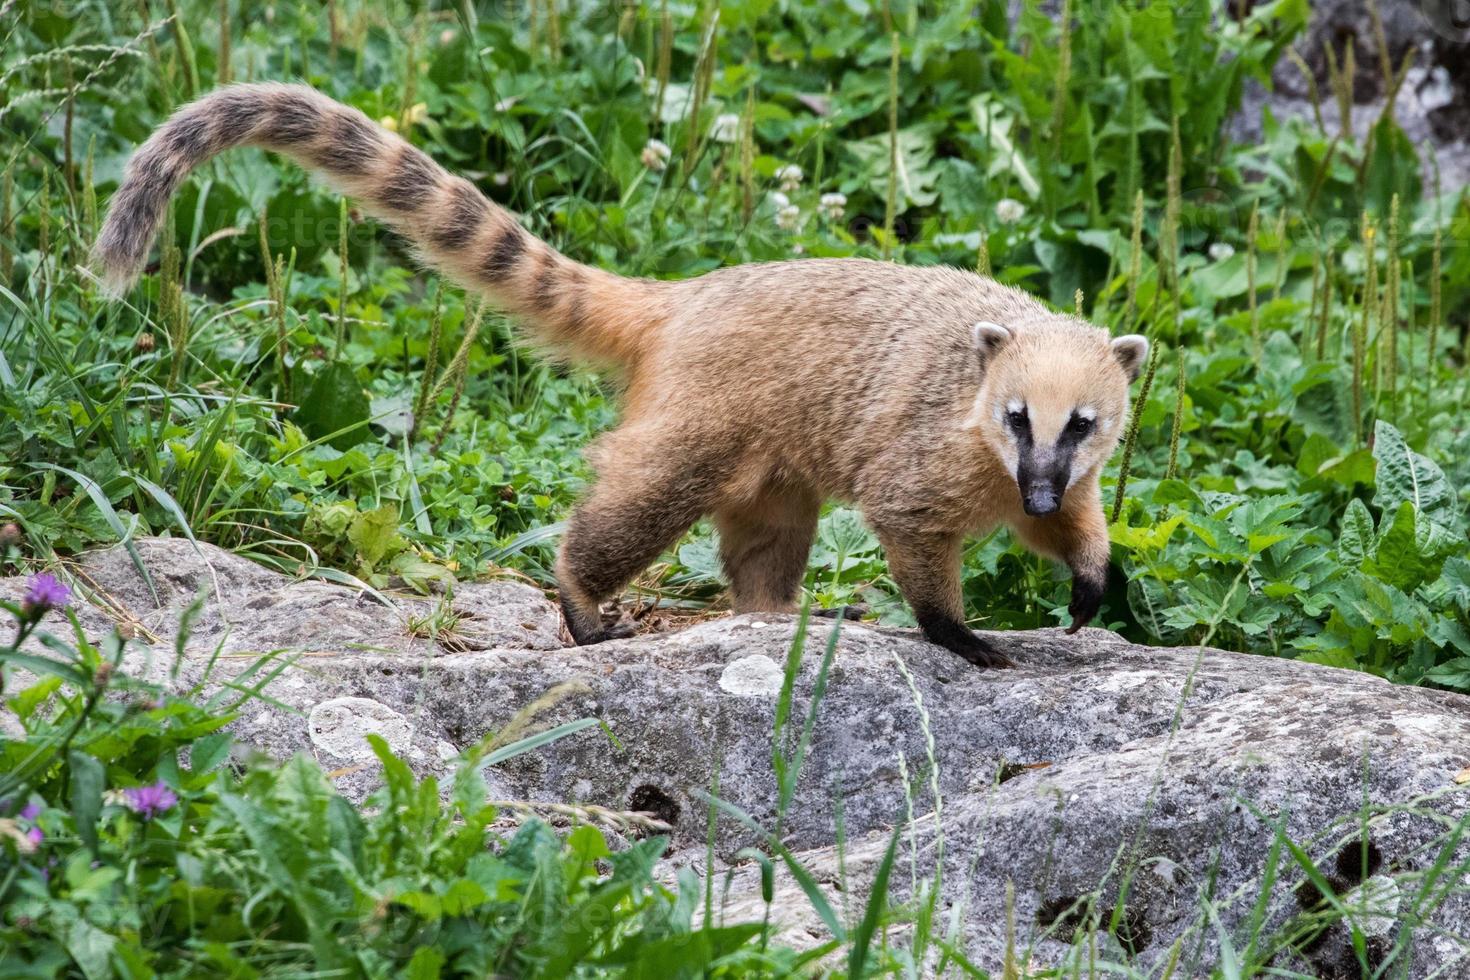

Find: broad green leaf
<box><xmin>1364</xmin><ymin>501</ymin><xmax>1438</xmax><ymax>592</ymax></box>
<box><xmin>1372</xmin><ymin>421</ymin><xmax>1458</xmax><ymax>530</ymax></box>
<box><xmin>969</xmin><ymin>95</ymin><xmax>1041</xmax><ymax>198</ymax></box>
<box><xmin>1338</xmin><ymin>498</ymin><xmax>1374</xmax><ymax>566</ymax></box>
<box><xmin>848</xmin><ymin>122</ymin><xmax>944</xmax><ymax>208</ymax></box>
<box><xmin>1424</xmin><ymin>658</ymin><xmax>1470</xmax><ymax>691</ymax></box>
<box><xmin>347</xmin><ymin>505</ymin><xmax>404</xmax><ymax>567</ymax></box>
<box><xmin>1439</xmin><ymin>557</ymin><xmax>1470</xmax><ymax>615</ymax></box>
<box><xmin>67</xmin><ymin>751</ymin><xmax>105</xmax><ymax>854</ymax></box>
<box><xmin>405</xmin><ymin>946</ymin><xmax>446</xmax><ymax>980</ymax></box>
<box><xmin>295</xmin><ymin>361</ymin><xmax>371</xmax><ymax>451</ymax></box>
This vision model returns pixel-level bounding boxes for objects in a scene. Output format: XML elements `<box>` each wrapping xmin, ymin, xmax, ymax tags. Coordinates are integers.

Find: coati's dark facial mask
<box><xmin>1005</xmin><ymin>403</ymin><xmax>1099</xmax><ymax>516</ymax></box>
<box><xmin>965</xmin><ymin>318</ymin><xmax>1148</xmax><ymax>515</ymax></box>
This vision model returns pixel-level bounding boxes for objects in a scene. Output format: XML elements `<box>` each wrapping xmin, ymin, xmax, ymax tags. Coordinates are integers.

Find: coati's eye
<box><xmin>1066</xmin><ymin>414</ymin><xmax>1094</xmax><ymax>437</ymax></box>
<box><xmin>1006</xmin><ymin>408</ymin><xmax>1029</xmax><ymax>432</ymax></box>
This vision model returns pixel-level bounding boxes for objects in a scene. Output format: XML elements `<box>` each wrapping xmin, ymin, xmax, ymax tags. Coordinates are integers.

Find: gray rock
<box><xmin>4</xmin><ymin>538</ymin><xmax>1468</xmax><ymax>974</ymax></box>
<box><xmin>1230</xmin><ymin>0</ymin><xmax>1470</xmax><ymax>189</ymax></box>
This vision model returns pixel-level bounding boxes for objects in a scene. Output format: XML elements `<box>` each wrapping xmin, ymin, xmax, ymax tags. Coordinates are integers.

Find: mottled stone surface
<box><xmin>1230</xmin><ymin>0</ymin><xmax>1470</xmax><ymax>189</ymax></box>
<box><xmin>4</xmin><ymin>538</ymin><xmax>1468</xmax><ymax>973</ymax></box>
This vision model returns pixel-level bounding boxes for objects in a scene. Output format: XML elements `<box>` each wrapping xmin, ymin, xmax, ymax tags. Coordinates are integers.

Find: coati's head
<box><xmin>966</xmin><ymin>319</ymin><xmax>1148</xmax><ymax>517</ymax></box>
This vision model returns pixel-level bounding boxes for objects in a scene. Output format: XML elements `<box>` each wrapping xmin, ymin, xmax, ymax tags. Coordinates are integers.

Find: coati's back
<box><xmin>641</xmin><ymin>258</ymin><xmax>1095</xmax><ymax>485</ymax></box>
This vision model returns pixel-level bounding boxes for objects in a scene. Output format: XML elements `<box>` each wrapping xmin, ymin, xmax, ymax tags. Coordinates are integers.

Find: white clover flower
<box><xmin>995</xmin><ymin>198</ymin><xmax>1026</xmax><ymax>225</ymax></box>
<box><xmin>710</xmin><ymin>113</ymin><xmax>741</xmax><ymax>144</ymax></box>
<box><xmin>776</xmin><ymin>204</ymin><xmax>802</xmax><ymax>231</ymax></box>
<box><xmin>641</xmin><ymin>138</ymin><xmax>671</xmax><ymax>172</ymax></box>
<box><xmin>438</xmin><ymin>28</ymin><xmax>456</xmax><ymax>45</ymax></box>
<box><xmin>776</xmin><ymin>164</ymin><xmax>803</xmax><ymax>192</ymax></box>
<box><xmin>768</xmin><ymin>190</ymin><xmax>790</xmax><ymax>210</ymax></box>
<box><xmin>492</xmin><ymin>171</ymin><xmax>511</xmax><ymax>187</ymax></box>
<box><xmin>819</xmin><ymin>192</ymin><xmax>847</xmax><ymax>222</ymax></box>
<box><xmin>1208</xmin><ymin>242</ymin><xmax>1236</xmax><ymax>262</ymax></box>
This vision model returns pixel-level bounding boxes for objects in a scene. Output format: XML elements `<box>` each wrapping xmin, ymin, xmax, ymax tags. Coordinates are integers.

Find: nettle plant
<box><xmin>1114</xmin><ymin>419</ymin><xmax>1468</xmax><ymax>682</ymax></box>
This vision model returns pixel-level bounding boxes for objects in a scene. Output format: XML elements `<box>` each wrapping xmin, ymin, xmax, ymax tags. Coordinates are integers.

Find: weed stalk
<box><xmin>412</xmin><ymin>283</ymin><xmax>446</xmax><ymax>438</ymax></box>
<box><xmin>218</xmin><ymin>0</ymin><xmax>231</xmax><ymax>84</ymax></box>
<box><xmin>1316</xmin><ymin>247</ymin><xmax>1334</xmax><ymax>360</ymax></box>
<box><xmin>1246</xmin><ymin>200</ymin><xmax>1260</xmax><ymax>363</ymax></box>
<box><xmin>1354</xmin><ymin>213</ymin><xmax>1375</xmax><ymax>446</ymax></box>
<box><xmin>1110</xmin><ymin>341</ymin><xmax>1161</xmax><ymax>523</ymax></box>
<box><xmin>0</xmin><ymin>164</ymin><xmax>12</xmax><ymax>284</ymax></box>
<box><xmin>1166</xmin><ymin>345</ymin><xmax>1186</xmax><ymax>480</ymax></box>
<box><xmin>882</xmin><ymin>30</ymin><xmax>899</xmax><ymax>260</ymax></box>
<box><xmin>334</xmin><ymin>197</ymin><xmax>349</xmax><ymax>357</ymax></box>
<box><xmin>1125</xmin><ymin>189</ymin><xmax>1143</xmax><ymax>331</ymax></box>
<box><xmin>430</xmin><ymin>302</ymin><xmax>485</xmax><ymax>453</ymax></box>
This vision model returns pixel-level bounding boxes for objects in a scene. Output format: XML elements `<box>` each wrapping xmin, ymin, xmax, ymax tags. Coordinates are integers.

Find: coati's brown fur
<box><xmin>94</xmin><ymin>83</ymin><xmax>1149</xmax><ymax>669</ymax></box>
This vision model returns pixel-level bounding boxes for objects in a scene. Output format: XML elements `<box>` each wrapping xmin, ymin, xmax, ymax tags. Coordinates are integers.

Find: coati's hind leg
<box><xmin>556</xmin><ymin>450</ymin><xmax>714</xmax><ymax>645</ymax></box>
<box><xmin>715</xmin><ymin>490</ymin><xmax>820</xmax><ymax>614</ymax></box>
<box><xmin>877</xmin><ymin>529</ymin><xmax>1015</xmax><ymax>669</ymax></box>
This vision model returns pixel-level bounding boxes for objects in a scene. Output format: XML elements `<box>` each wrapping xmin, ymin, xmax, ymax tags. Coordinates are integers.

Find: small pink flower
<box><xmin>21</xmin><ymin>573</ymin><xmax>70</xmax><ymax>618</ymax></box>
<box><xmin>122</xmin><ymin>782</ymin><xmax>178</xmax><ymax>820</ymax></box>
<box><xmin>19</xmin><ymin>803</ymin><xmax>42</xmax><ymax>847</ymax></box>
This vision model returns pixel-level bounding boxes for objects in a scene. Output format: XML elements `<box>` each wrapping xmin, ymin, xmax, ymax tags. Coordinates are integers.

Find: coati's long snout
<box><xmin>93</xmin><ymin>82</ymin><xmax>666</xmax><ymax>369</ymax></box>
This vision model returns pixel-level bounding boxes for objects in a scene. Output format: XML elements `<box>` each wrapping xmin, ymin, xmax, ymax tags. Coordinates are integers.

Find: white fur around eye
<box><xmin>1077</xmin><ymin>405</ymin><xmax>1097</xmax><ymax>421</ymax></box>
<box><xmin>1006</xmin><ymin>398</ymin><xmax>1023</xmax><ymax>415</ymax></box>
<box><xmin>1101</xmin><ymin>418</ymin><xmax>1114</xmax><ymax>433</ymax></box>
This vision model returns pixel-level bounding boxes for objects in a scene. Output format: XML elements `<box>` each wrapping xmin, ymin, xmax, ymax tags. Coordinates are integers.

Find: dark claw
<box><xmin>572</xmin><ymin>621</ymin><xmax>637</xmax><ymax>645</ymax></box>
<box><xmin>561</xmin><ymin>594</ymin><xmax>638</xmax><ymax>645</ymax></box>
<box><xmin>599</xmin><ymin>621</ymin><xmax>638</xmax><ymax>641</ymax></box>
<box><xmin>812</xmin><ymin>604</ymin><xmax>871</xmax><ymax>621</ymax></box>
<box><xmin>917</xmin><ymin>610</ymin><xmax>1016</xmax><ymax>670</ymax></box>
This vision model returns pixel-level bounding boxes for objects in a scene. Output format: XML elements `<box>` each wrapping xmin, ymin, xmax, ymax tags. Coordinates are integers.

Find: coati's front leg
<box><xmin>1010</xmin><ymin>493</ymin><xmax>1111</xmax><ymax>634</ymax></box>
<box><xmin>877</xmin><ymin>529</ymin><xmax>1015</xmax><ymax>669</ymax></box>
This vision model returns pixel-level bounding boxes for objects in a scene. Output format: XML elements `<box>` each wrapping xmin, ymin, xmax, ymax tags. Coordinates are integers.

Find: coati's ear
<box><xmin>1111</xmin><ymin>334</ymin><xmax>1149</xmax><ymax>381</ymax></box>
<box><xmin>972</xmin><ymin>321</ymin><xmax>1011</xmax><ymax>363</ymax></box>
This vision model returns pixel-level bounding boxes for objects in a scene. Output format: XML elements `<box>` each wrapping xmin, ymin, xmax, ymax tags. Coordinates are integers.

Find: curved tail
<box><xmin>94</xmin><ymin>82</ymin><xmax>663</xmax><ymax>368</ymax></box>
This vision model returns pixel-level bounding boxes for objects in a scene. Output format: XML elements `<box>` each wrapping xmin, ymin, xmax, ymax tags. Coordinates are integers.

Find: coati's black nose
<box><xmin>1022</xmin><ymin>487</ymin><xmax>1061</xmax><ymax>517</ymax></box>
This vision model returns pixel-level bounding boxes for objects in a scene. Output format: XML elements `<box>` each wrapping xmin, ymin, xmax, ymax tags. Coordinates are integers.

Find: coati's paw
<box><xmin>951</xmin><ymin>636</ymin><xmax>1016</xmax><ymax>670</ymax></box>
<box><xmin>813</xmin><ymin>604</ymin><xmax>871</xmax><ymax>621</ymax></box>
<box><xmin>917</xmin><ymin>612</ymin><xmax>1017</xmax><ymax>670</ymax></box>
<box><xmin>1065</xmin><ymin>574</ymin><xmax>1106</xmax><ymax>634</ymax></box>
<box><xmin>559</xmin><ymin>594</ymin><xmax>638</xmax><ymax>645</ymax></box>
<box><xmin>568</xmin><ymin>620</ymin><xmax>638</xmax><ymax>645</ymax></box>
<box><xmin>582</xmin><ymin>621</ymin><xmax>638</xmax><ymax>644</ymax></box>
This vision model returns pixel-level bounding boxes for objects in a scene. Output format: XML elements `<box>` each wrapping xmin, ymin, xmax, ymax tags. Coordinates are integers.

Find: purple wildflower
<box><xmin>122</xmin><ymin>781</ymin><xmax>178</xmax><ymax>820</ymax></box>
<box><xmin>21</xmin><ymin>573</ymin><xmax>71</xmax><ymax>618</ymax></box>
<box><xmin>19</xmin><ymin>802</ymin><xmax>42</xmax><ymax>847</ymax></box>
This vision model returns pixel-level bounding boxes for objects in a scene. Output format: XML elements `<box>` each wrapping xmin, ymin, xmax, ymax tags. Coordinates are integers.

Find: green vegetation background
<box><xmin>3</xmin><ymin>0</ymin><xmax>1469</xmax><ymax>681</ymax></box>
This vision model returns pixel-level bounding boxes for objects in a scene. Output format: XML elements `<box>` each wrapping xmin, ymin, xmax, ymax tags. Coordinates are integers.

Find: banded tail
<box><xmin>93</xmin><ymin>83</ymin><xmax>663</xmax><ymax>368</ymax></box>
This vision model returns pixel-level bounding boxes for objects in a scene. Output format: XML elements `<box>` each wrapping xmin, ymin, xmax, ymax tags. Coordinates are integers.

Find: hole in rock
<box><xmin>628</xmin><ymin>784</ymin><xmax>681</xmax><ymax>829</ymax></box>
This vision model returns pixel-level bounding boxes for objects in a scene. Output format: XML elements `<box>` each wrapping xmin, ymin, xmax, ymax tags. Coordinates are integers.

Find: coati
<box><xmin>94</xmin><ymin>83</ymin><xmax>1149</xmax><ymax>669</ymax></box>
